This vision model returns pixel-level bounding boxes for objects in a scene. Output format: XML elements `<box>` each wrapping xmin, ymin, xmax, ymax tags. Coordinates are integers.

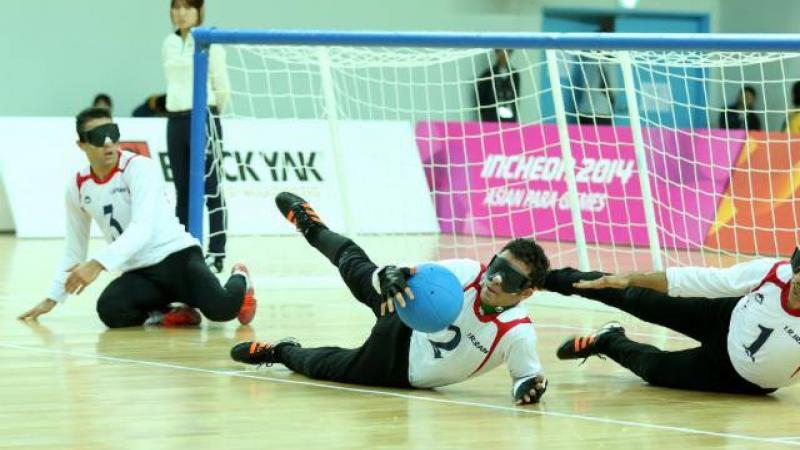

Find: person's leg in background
<box><xmin>166</xmin><ymin>113</ymin><xmax>191</xmax><ymax>228</ymax></box>
<box><xmin>204</xmin><ymin>113</ymin><xmax>226</xmax><ymax>272</ymax></box>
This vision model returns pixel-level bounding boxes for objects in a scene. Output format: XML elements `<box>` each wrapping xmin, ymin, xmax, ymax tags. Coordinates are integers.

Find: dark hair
<box><xmin>501</xmin><ymin>238</ymin><xmax>550</xmax><ymax>289</ymax></box>
<box><xmin>743</xmin><ymin>85</ymin><xmax>757</xmax><ymax>97</ymax></box>
<box><xmin>93</xmin><ymin>93</ymin><xmax>112</xmax><ymax>108</ymax></box>
<box><xmin>75</xmin><ymin>107</ymin><xmax>112</xmax><ymax>137</ymax></box>
<box><xmin>792</xmin><ymin>81</ymin><xmax>800</xmax><ymax>107</ymax></box>
<box><xmin>171</xmin><ymin>0</ymin><xmax>205</xmax><ymax>26</ymax></box>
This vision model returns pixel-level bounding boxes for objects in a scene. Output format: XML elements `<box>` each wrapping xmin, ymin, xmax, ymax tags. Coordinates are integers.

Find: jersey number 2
<box><xmin>103</xmin><ymin>204</ymin><xmax>124</xmax><ymax>238</ymax></box>
<box><xmin>428</xmin><ymin>325</ymin><xmax>461</xmax><ymax>359</ymax></box>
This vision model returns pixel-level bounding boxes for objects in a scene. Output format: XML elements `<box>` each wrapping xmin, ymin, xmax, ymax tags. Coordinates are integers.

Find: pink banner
<box><xmin>415</xmin><ymin>121</ymin><xmax>746</xmax><ymax>248</ymax></box>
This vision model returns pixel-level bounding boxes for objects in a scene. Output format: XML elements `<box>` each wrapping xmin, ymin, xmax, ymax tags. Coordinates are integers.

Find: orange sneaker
<box><xmin>160</xmin><ymin>305</ymin><xmax>202</xmax><ymax>327</ymax></box>
<box><xmin>230</xmin><ymin>338</ymin><xmax>300</xmax><ymax>366</ymax></box>
<box><xmin>556</xmin><ymin>321</ymin><xmax>624</xmax><ymax>361</ymax></box>
<box><xmin>232</xmin><ymin>263</ymin><xmax>257</xmax><ymax>325</ymax></box>
<box><xmin>275</xmin><ymin>192</ymin><xmax>326</xmax><ymax>235</ymax></box>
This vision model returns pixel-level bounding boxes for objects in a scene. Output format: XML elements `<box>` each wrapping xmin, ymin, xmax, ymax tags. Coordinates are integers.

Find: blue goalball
<box><xmin>398</xmin><ymin>263</ymin><xmax>463</xmax><ymax>333</ymax></box>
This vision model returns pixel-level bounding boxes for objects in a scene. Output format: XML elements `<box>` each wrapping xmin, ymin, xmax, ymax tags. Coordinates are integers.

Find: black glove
<box><xmin>514</xmin><ymin>376</ymin><xmax>547</xmax><ymax>405</ymax></box>
<box><xmin>378</xmin><ymin>265</ymin><xmax>415</xmax><ymax>315</ymax></box>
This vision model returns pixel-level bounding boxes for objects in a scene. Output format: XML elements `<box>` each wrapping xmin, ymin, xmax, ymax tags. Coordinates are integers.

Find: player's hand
<box><xmin>515</xmin><ymin>376</ymin><xmax>547</xmax><ymax>405</ymax></box>
<box><xmin>18</xmin><ymin>299</ymin><xmax>57</xmax><ymax>321</ymax></box>
<box><xmin>378</xmin><ymin>266</ymin><xmax>416</xmax><ymax>316</ymax></box>
<box><xmin>65</xmin><ymin>260</ymin><xmax>105</xmax><ymax>295</ymax></box>
<box><xmin>573</xmin><ymin>274</ymin><xmax>629</xmax><ymax>290</ymax></box>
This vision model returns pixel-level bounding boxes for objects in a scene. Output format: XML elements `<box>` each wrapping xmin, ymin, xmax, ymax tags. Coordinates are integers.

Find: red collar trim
<box><xmin>89</xmin><ymin>151</ymin><xmax>123</xmax><ymax>185</ymax></box>
<box><xmin>756</xmin><ymin>261</ymin><xmax>800</xmax><ymax>317</ymax></box>
<box><xmin>468</xmin><ymin>265</ymin><xmax>501</xmax><ymax>323</ymax></box>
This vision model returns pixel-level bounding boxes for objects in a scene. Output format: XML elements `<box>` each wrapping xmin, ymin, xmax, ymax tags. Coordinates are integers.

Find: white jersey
<box><xmin>46</xmin><ymin>151</ymin><xmax>199</xmax><ymax>303</ymax></box>
<box><xmin>404</xmin><ymin>259</ymin><xmax>544</xmax><ymax>399</ymax></box>
<box><xmin>667</xmin><ymin>259</ymin><xmax>800</xmax><ymax>389</ymax></box>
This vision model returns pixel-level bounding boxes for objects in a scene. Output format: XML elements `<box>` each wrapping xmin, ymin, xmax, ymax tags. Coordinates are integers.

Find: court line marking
<box><xmin>0</xmin><ymin>341</ymin><xmax>797</xmax><ymax>447</ymax></box>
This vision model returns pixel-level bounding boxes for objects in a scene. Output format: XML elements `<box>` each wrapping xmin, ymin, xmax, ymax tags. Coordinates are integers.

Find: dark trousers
<box><xmin>546</xmin><ymin>268</ymin><xmax>775</xmax><ymax>395</ymax></box>
<box><xmin>578</xmin><ymin>115</ymin><xmax>613</xmax><ymax>125</ymax></box>
<box><xmin>278</xmin><ymin>235</ymin><xmax>413</xmax><ymax>388</ymax></box>
<box><xmin>166</xmin><ymin>111</ymin><xmax>227</xmax><ymax>256</ymax></box>
<box><xmin>95</xmin><ymin>246</ymin><xmax>245</xmax><ymax>328</ymax></box>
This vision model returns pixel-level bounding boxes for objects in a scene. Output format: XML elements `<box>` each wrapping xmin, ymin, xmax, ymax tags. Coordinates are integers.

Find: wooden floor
<box><xmin>1</xmin><ymin>235</ymin><xmax>799</xmax><ymax>449</ymax></box>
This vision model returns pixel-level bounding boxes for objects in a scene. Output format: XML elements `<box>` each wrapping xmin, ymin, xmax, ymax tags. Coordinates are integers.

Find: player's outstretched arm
<box><xmin>574</xmin><ymin>271</ymin><xmax>668</xmax><ymax>293</ymax></box>
<box><xmin>18</xmin><ymin>299</ymin><xmax>57</xmax><ymax>321</ymax></box>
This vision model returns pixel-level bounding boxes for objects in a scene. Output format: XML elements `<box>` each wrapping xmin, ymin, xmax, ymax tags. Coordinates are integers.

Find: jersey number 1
<box><xmin>103</xmin><ymin>204</ymin><xmax>124</xmax><ymax>238</ymax></box>
<box><xmin>743</xmin><ymin>325</ymin><xmax>774</xmax><ymax>362</ymax></box>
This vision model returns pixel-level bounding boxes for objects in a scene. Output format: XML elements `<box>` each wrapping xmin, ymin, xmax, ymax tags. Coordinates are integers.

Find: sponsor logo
<box><xmin>158</xmin><ymin>150</ymin><xmax>325</xmax><ymax>183</ymax></box>
<box><xmin>784</xmin><ymin>325</ymin><xmax>800</xmax><ymax>346</ymax></box>
<box><xmin>466</xmin><ymin>332</ymin><xmax>489</xmax><ymax>354</ymax></box>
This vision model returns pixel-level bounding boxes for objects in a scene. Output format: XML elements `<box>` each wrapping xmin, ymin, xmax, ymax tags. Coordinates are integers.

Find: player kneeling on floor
<box><xmin>18</xmin><ymin>107</ymin><xmax>257</xmax><ymax>328</ymax></box>
<box><xmin>231</xmin><ymin>191</ymin><xmax>549</xmax><ymax>406</ymax></box>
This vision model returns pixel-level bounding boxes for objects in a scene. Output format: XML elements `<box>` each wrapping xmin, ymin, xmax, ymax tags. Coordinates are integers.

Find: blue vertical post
<box><xmin>189</xmin><ymin>38</ymin><xmax>210</xmax><ymax>241</ymax></box>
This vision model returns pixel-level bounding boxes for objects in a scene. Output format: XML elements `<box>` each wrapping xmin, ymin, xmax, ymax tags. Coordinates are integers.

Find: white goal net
<box><xmin>202</xmin><ymin>42</ymin><xmax>800</xmax><ymax>279</ymax></box>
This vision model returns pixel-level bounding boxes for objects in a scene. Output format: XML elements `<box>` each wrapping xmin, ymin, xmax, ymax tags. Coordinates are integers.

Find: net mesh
<box><xmin>202</xmin><ymin>43</ymin><xmax>800</xmax><ymax>274</ymax></box>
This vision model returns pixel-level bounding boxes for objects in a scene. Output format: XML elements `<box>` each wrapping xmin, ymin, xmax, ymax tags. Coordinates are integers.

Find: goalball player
<box><xmin>18</xmin><ymin>107</ymin><xmax>256</xmax><ymax>328</ymax></box>
<box><xmin>547</xmin><ymin>253</ymin><xmax>800</xmax><ymax>394</ymax></box>
<box><xmin>231</xmin><ymin>192</ymin><xmax>549</xmax><ymax>405</ymax></box>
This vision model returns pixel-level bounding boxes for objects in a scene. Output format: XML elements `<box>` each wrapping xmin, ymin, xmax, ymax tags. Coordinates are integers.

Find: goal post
<box><xmin>188</xmin><ymin>28</ymin><xmax>800</xmax><ymax>277</ymax></box>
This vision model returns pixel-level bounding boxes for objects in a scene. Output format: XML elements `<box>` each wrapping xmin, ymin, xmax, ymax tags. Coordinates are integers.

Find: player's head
<box><xmin>480</xmin><ymin>238</ymin><xmax>550</xmax><ymax>310</ymax></box>
<box><xmin>171</xmin><ymin>0</ymin><xmax>204</xmax><ymax>32</ymax></box>
<box><xmin>92</xmin><ymin>93</ymin><xmax>112</xmax><ymax>113</ymax></box>
<box><xmin>494</xmin><ymin>48</ymin><xmax>512</xmax><ymax>65</ymax></box>
<box><xmin>75</xmin><ymin>107</ymin><xmax>120</xmax><ymax>169</ymax></box>
<box><xmin>742</xmin><ymin>85</ymin><xmax>757</xmax><ymax>107</ymax></box>
<box><xmin>790</xmin><ymin>247</ymin><xmax>800</xmax><ymax>295</ymax></box>
<box><xmin>792</xmin><ymin>81</ymin><xmax>800</xmax><ymax>107</ymax></box>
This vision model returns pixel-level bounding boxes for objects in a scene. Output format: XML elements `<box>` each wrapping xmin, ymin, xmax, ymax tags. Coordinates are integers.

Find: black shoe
<box><xmin>230</xmin><ymin>338</ymin><xmax>301</xmax><ymax>366</ymax></box>
<box><xmin>556</xmin><ymin>321</ymin><xmax>625</xmax><ymax>361</ymax></box>
<box><xmin>206</xmin><ymin>255</ymin><xmax>224</xmax><ymax>274</ymax></box>
<box><xmin>275</xmin><ymin>192</ymin><xmax>326</xmax><ymax>236</ymax></box>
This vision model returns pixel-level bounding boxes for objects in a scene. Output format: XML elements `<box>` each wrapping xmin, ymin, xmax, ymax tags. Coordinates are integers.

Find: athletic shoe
<box><xmin>206</xmin><ymin>255</ymin><xmax>225</xmax><ymax>274</ymax></box>
<box><xmin>231</xmin><ymin>263</ymin><xmax>257</xmax><ymax>325</ymax></box>
<box><xmin>159</xmin><ymin>305</ymin><xmax>202</xmax><ymax>327</ymax></box>
<box><xmin>275</xmin><ymin>192</ymin><xmax>326</xmax><ymax>235</ymax></box>
<box><xmin>230</xmin><ymin>338</ymin><xmax>301</xmax><ymax>366</ymax></box>
<box><xmin>556</xmin><ymin>321</ymin><xmax>625</xmax><ymax>361</ymax></box>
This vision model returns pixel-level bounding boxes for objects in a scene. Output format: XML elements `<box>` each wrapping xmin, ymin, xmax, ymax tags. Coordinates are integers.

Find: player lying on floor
<box><xmin>546</xmin><ymin>251</ymin><xmax>800</xmax><ymax>395</ymax></box>
<box><xmin>230</xmin><ymin>192</ymin><xmax>549</xmax><ymax>405</ymax></box>
<box><xmin>18</xmin><ymin>107</ymin><xmax>256</xmax><ymax>328</ymax></box>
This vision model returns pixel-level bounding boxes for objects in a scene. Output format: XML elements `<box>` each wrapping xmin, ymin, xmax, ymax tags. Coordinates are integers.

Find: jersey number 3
<box><xmin>103</xmin><ymin>204</ymin><xmax>124</xmax><ymax>238</ymax></box>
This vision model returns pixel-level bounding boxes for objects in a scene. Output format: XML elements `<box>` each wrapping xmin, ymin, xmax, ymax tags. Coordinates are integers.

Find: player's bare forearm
<box><xmin>573</xmin><ymin>271</ymin><xmax>668</xmax><ymax>293</ymax></box>
<box><xmin>625</xmin><ymin>272</ymin><xmax>668</xmax><ymax>293</ymax></box>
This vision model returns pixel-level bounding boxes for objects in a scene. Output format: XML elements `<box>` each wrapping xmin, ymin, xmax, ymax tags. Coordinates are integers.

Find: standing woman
<box><xmin>163</xmin><ymin>0</ymin><xmax>230</xmax><ymax>273</ymax></box>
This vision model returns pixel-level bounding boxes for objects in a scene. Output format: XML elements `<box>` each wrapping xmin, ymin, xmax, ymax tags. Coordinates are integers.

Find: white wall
<box><xmin>1</xmin><ymin>0</ymin><xmax>723</xmax><ymax>118</ymax></box>
<box><xmin>719</xmin><ymin>0</ymin><xmax>800</xmax><ymax>130</ymax></box>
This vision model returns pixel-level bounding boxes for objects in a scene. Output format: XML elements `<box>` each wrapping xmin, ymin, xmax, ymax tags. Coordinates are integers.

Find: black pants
<box><xmin>166</xmin><ymin>110</ymin><xmax>227</xmax><ymax>256</ymax></box>
<box><xmin>578</xmin><ymin>115</ymin><xmax>613</xmax><ymax>125</ymax></box>
<box><xmin>278</xmin><ymin>237</ymin><xmax>413</xmax><ymax>388</ymax></box>
<box><xmin>95</xmin><ymin>246</ymin><xmax>245</xmax><ymax>328</ymax></box>
<box><xmin>545</xmin><ymin>268</ymin><xmax>775</xmax><ymax>395</ymax></box>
